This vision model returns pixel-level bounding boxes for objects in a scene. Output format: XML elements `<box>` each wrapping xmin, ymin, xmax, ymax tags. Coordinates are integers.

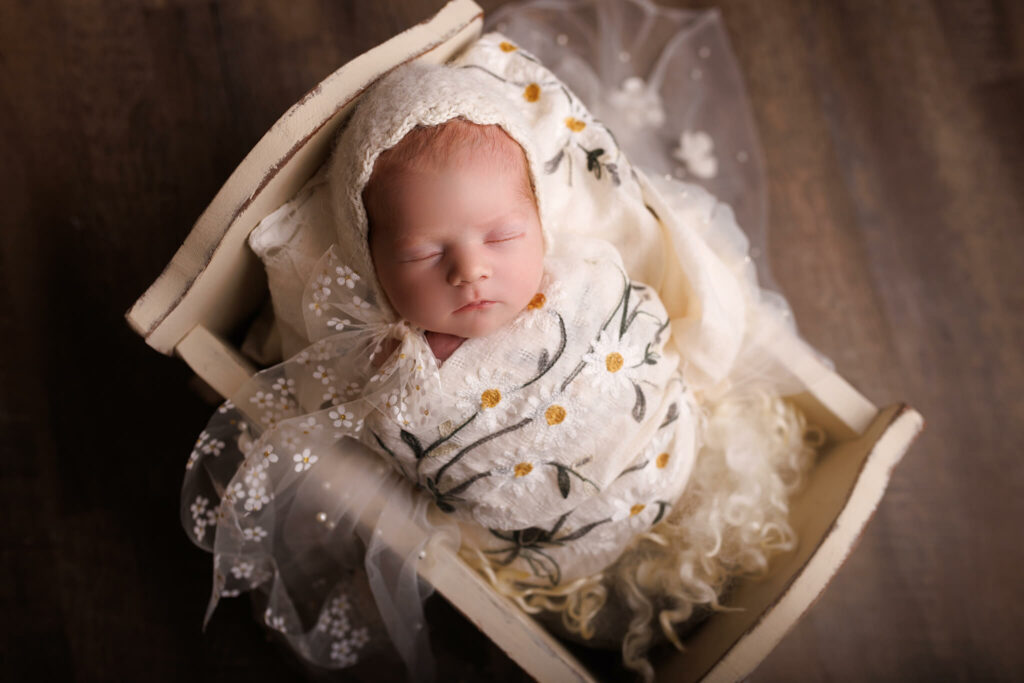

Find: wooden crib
<box><xmin>126</xmin><ymin>1</ymin><xmax>922</xmax><ymax>680</ymax></box>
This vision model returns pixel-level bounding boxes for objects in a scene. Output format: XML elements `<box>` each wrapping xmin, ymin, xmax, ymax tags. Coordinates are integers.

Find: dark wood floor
<box><xmin>2</xmin><ymin>0</ymin><xmax>1021</xmax><ymax>680</ymax></box>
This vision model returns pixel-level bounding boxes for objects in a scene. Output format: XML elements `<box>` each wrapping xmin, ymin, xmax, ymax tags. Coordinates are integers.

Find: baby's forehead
<box><xmin>381</xmin><ymin>119</ymin><xmax>529</xmax><ymax>175</ymax></box>
<box><xmin>363</xmin><ymin>119</ymin><xmax>537</xmax><ymax>233</ymax></box>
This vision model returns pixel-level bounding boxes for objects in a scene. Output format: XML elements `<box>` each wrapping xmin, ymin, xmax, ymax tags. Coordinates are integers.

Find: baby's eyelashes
<box><xmin>486</xmin><ymin>231</ymin><xmax>524</xmax><ymax>244</ymax></box>
<box><xmin>398</xmin><ymin>249</ymin><xmax>442</xmax><ymax>263</ymax></box>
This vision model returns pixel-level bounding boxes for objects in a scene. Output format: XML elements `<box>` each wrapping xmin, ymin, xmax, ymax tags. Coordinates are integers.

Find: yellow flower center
<box><xmin>545</xmin><ymin>405</ymin><xmax>566</xmax><ymax>425</ymax></box>
<box><xmin>605</xmin><ymin>352</ymin><xmax>624</xmax><ymax>373</ymax></box>
<box><xmin>523</xmin><ymin>83</ymin><xmax>540</xmax><ymax>102</ymax></box>
<box><xmin>514</xmin><ymin>462</ymin><xmax>533</xmax><ymax>477</ymax></box>
<box><xmin>527</xmin><ymin>292</ymin><xmax>546</xmax><ymax>310</ymax></box>
<box><xmin>565</xmin><ymin>117</ymin><xmax>586</xmax><ymax>132</ymax></box>
<box><xmin>500</xmin><ymin>41</ymin><xmax>517</xmax><ymax>52</ymax></box>
<box><xmin>630</xmin><ymin>503</ymin><xmax>646</xmax><ymax>517</ymax></box>
<box><xmin>480</xmin><ymin>388</ymin><xmax>502</xmax><ymax>409</ymax></box>
<box><xmin>656</xmin><ymin>452</ymin><xmax>670</xmax><ymax>468</ymax></box>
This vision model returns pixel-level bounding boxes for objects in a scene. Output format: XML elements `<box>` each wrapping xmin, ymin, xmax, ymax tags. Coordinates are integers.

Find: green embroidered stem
<box><xmin>518</xmin><ymin>312</ymin><xmax>567</xmax><ymax>391</ymax></box>
<box><xmin>434</xmin><ymin>417</ymin><xmax>533</xmax><ymax>485</ymax></box>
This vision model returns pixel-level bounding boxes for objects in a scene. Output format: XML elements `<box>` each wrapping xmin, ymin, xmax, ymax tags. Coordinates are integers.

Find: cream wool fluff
<box><xmin>328</xmin><ymin>61</ymin><xmax>551</xmax><ymax>314</ymax></box>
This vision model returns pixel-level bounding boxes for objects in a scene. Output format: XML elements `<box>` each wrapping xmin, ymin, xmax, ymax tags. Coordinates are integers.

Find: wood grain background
<box><xmin>2</xmin><ymin>0</ymin><xmax>1021</xmax><ymax>680</ymax></box>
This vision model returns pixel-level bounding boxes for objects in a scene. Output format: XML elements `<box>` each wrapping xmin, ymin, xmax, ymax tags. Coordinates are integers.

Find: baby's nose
<box><xmin>448</xmin><ymin>248</ymin><xmax>490</xmax><ymax>286</ymax></box>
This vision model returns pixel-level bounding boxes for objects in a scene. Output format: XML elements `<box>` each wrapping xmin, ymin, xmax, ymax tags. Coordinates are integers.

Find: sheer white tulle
<box><xmin>489</xmin><ymin>0</ymin><xmax>774</xmax><ymax>288</ymax></box>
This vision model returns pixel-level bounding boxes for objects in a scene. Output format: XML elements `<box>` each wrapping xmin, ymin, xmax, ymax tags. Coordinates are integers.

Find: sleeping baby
<box><xmin>182</xmin><ymin>53</ymin><xmax>815</xmax><ymax>680</ymax></box>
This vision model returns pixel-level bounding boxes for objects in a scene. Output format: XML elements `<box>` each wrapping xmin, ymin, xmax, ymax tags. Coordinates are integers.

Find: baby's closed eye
<box><xmin>398</xmin><ymin>248</ymin><xmax>443</xmax><ymax>263</ymax></box>
<box><xmin>486</xmin><ymin>230</ymin><xmax>524</xmax><ymax>244</ymax></box>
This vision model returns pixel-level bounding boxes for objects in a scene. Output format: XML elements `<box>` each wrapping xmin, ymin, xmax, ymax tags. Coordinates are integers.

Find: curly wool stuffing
<box><xmin>463</xmin><ymin>391</ymin><xmax>819</xmax><ymax>680</ymax></box>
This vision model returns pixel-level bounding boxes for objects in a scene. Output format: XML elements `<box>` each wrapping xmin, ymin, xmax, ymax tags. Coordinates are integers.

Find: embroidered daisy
<box><xmin>488</xmin><ymin>448</ymin><xmax>546</xmax><ymax>496</ymax></box>
<box><xmin>455</xmin><ymin>367</ymin><xmax>515</xmax><ymax>429</ymax></box>
<box><xmin>581</xmin><ymin>330</ymin><xmax>644</xmax><ymax>397</ymax></box>
<box><xmin>523</xmin><ymin>383</ymin><xmax>587</xmax><ymax>452</ymax></box>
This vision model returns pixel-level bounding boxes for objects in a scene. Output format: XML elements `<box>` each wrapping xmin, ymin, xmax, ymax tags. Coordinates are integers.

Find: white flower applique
<box><xmin>308</xmin><ymin>273</ymin><xmax>332</xmax><ymax>318</ymax></box>
<box><xmin>317</xmin><ymin>594</ymin><xmax>370</xmax><ymax>667</ymax></box>
<box><xmin>322</xmin><ymin>386</ymin><xmax>343</xmax><ymax>406</ymax></box>
<box><xmin>293</xmin><ymin>448</ymin><xmax>319</xmax><ymax>472</ymax></box>
<box><xmin>382</xmin><ymin>389</ymin><xmax>410</xmax><ymax>427</ymax></box>
<box><xmin>251</xmin><ymin>390</ymin><xmax>275</xmax><ymax>410</ymax></box>
<box><xmin>326</xmin><ymin>317</ymin><xmax>350</xmax><ymax>332</ymax></box>
<box><xmin>312</xmin><ymin>364</ymin><xmax>334</xmax><ymax>386</ymax></box>
<box><xmin>189</xmin><ymin>495</ymin><xmax>218</xmax><ymax>542</ymax></box>
<box><xmin>242</xmin><ymin>462</ymin><xmax>271</xmax><ymax>512</ymax></box>
<box><xmin>329</xmin><ymin>407</ymin><xmax>356</xmax><ymax>435</ymax></box>
<box><xmin>198</xmin><ymin>430</ymin><xmax>226</xmax><ymax>456</ymax></box>
<box><xmin>673</xmin><ymin>130</ymin><xmax>718</xmax><ymax>179</ymax></box>
<box><xmin>230</xmin><ymin>561</ymin><xmax>254</xmax><ymax>580</ymax></box>
<box><xmin>264</xmin><ymin>607</ymin><xmax>287</xmax><ymax>633</ymax></box>
<box><xmin>606</xmin><ymin>76</ymin><xmax>666</xmax><ymax>129</ymax></box>
<box><xmin>335</xmin><ymin>265</ymin><xmax>360</xmax><ymax>289</ymax></box>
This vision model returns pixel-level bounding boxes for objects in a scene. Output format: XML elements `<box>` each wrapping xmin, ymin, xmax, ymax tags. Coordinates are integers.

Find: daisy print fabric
<box><xmin>365</xmin><ymin>235</ymin><xmax>699</xmax><ymax>586</ymax></box>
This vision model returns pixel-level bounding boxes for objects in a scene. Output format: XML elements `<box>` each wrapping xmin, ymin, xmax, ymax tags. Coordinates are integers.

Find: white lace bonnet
<box><xmin>328</xmin><ymin>61</ymin><xmax>551</xmax><ymax>315</ymax></box>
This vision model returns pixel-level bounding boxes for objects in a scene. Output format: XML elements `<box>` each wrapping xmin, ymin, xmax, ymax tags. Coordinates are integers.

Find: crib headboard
<box><xmin>125</xmin><ymin>0</ymin><xmax>484</xmax><ymax>375</ymax></box>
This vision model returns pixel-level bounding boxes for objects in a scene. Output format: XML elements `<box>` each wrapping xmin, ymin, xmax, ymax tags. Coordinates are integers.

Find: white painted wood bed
<box><xmin>127</xmin><ymin>1</ymin><xmax>923</xmax><ymax>679</ymax></box>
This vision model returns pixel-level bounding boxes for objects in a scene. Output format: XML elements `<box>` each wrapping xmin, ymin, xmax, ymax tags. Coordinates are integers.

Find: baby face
<box><xmin>368</xmin><ymin>142</ymin><xmax>545</xmax><ymax>340</ymax></box>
